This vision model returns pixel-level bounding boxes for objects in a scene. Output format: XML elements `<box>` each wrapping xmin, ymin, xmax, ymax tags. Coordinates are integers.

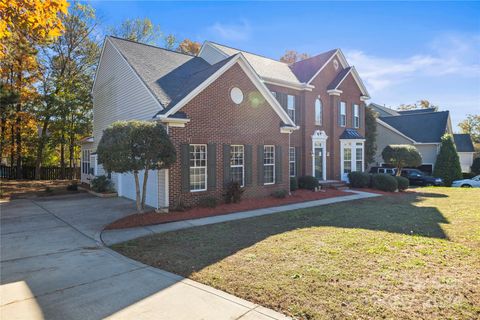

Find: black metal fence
<box><xmin>0</xmin><ymin>166</ymin><xmax>80</xmax><ymax>180</ymax></box>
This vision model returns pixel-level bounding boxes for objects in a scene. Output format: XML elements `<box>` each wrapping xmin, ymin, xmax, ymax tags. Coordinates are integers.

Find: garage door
<box><xmin>117</xmin><ymin>170</ymin><xmax>158</xmax><ymax>208</ymax></box>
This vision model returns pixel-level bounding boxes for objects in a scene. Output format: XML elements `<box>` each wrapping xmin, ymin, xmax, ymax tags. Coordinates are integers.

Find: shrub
<box><xmin>66</xmin><ymin>181</ymin><xmax>78</xmax><ymax>191</ymax></box>
<box><xmin>471</xmin><ymin>157</ymin><xmax>480</xmax><ymax>175</ymax></box>
<box><xmin>298</xmin><ymin>175</ymin><xmax>319</xmax><ymax>191</ymax></box>
<box><xmin>433</xmin><ymin>134</ymin><xmax>462</xmax><ymax>186</ymax></box>
<box><xmin>394</xmin><ymin>176</ymin><xmax>409</xmax><ymax>191</ymax></box>
<box><xmin>348</xmin><ymin>172</ymin><xmax>370</xmax><ymax>188</ymax></box>
<box><xmin>224</xmin><ymin>181</ymin><xmax>244</xmax><ymax>203</ymax></box>
<box><xmin>271</xmin><ymin>189</ymin><xmax>288</xmax><ymax>199</ymax></box>
<box><xmin>91</xmin><ymin>175</ymin><xmax>114</xmax><ymax>193</ymax></box>
<box><xmin>198</xmin><ymin>196</ymin><xmax>218</xmax><ymax>208</ymax></box>
<box><xmin>372</xmin><ymin>174</ymin><xmax>398</xmax><ymax>192</ymax></box>
<box><xmin>172</xmin><ymin>198</ymin><xmax>189</xmax><ymax>212</ymax></box>
<box><xmin>290</xmin><ymin>177</ymin><xmax>298</xmax><ymax>191</ymax></box>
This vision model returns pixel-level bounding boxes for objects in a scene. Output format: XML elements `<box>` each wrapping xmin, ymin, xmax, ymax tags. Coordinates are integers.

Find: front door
<box><xmin>314</xmin><ymin>147</ymin><xmax>323</xmax><ymax>180</ymax></box>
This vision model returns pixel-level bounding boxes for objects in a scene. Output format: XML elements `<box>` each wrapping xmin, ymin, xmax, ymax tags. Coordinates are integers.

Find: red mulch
<box><xmin>105</xmin><ymin>189</ymin><xmax>352</xmax><ymax>230</ymax></box>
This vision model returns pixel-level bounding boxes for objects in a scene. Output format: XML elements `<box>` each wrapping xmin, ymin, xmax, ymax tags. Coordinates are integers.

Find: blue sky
<box><xmin>88</xmin><ymin>1</ymin><xmax>480</xmax><ymax>129</ymax></box>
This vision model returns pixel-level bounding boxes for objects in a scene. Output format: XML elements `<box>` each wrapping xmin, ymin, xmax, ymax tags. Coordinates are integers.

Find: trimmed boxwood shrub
<box><xmin>271</xmin><ymin>189</ymin><xmax>288</xmax><ymax>199</ymax></box>
<box><xmin>372</xmin><ymin>174</ymin><xmax>398</xmax><ymax>192</ymax></box>
<box><xmin>290</xmin><ymin>177</ymin><xmax>298</xmax><ymax>191</ymax></box>
<box><xmin>298</xmin><ymin>175</ymin><xmax>319</xmax><ymax>191</ymax></box>
<box><xmin>91</xmin><ymin>175</ymin><xmax>114</xmax><ymax>193</ymax></box>
<box><xmin>394</xmin><ymin>176</ymin><xmax>409</xmax><ymax>191</ymax></box>
<box><xmin>198</xmin><ymin>196</ymin><xmax>218</xmax><ymax>208</ymax></box>
<box><xmin>224</xmin><ymin>181</ymin><xmax>244</xmax><ymax>203</ymax></box>
<box><xmin>348</xmin><ymin>172</ymin><xmax>370</xmax><ymax>188</ymax></box>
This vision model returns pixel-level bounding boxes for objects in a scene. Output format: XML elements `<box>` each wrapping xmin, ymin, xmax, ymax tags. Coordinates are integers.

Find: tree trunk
<box><xmin>60</xmin><ymin>131</ymin><xmax>65</xmax><ymax>180</ymax></box>
<box><xmin>35</xmin><ymin>118</ymin><xmax>50</xmax><ymax>180</ymax></box>
<box><xmin>133</xmin><ymin>170</ymin><xmax>142</xmax><ymax>212</ymax></box>
<box><xmin>0</xmin><ymin>111</ymin><xmax>6</xmax><ymax>163</ymax></box>
<box><xmin>69</xmin><ymin>129</ymin><xmax>75</xmax><ymax>179</ymax></box>
<box><xmin>141</xmin><ymin>168</ymin><xmax>149</xmax><ymax>211</ymax></box>
<box><xmin>10</xmin><ymin>123</ymin><xmax>15</xmax><ymax>166</ymax></box>
<box><xmin>15</xmin><ymin>106</ymin><xmax>22</xmax><ymax>179</ymax></box>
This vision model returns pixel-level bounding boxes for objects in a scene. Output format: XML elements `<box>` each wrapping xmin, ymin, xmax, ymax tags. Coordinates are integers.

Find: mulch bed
<box><xmin>105</xmin><ymin>188</ymin><xmax>352</xmax><ymax>230</ymax></box>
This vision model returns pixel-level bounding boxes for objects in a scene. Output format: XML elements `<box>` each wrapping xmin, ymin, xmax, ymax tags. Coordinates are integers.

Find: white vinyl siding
<box><xmin>198</xmin><ymin>43</ymin><xmax>227</xmax><ymax>65</ymax></box>
<box><xmin>92</xmin><ymin>40</ymin><xmax>161</xmax><ymax>150</ymax></box>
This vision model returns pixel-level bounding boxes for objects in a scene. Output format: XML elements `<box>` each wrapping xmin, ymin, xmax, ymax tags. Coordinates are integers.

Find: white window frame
<box><xmin>315</xmin><ymin>99</ymin><xmax>322</xmax><ymax>126</ymax></box>
<box><xmin>189</xmin><ymin>144</ymin><xmax>207</xmax><ymax>192</ymax></box>
<box><xmin>340</xmin><ymin>140</ymin><xmax>365</xmax><ymax>181</ymax></box>
<box><xmin>340</xmin><ymin>101</ymin><xmax>346</xmax><ymax>127</ymax></box>
<box><xmin>230</xmin><ymin>145</ymin><xmax>244</xmax><ymax>187</ymax></box>
<box><xmin>289</xmin><ymin>147</ymin><xmax>296</xmax><ymax>177</ymax></box>
<box><xmin>354</xmin><ymin>104</ymin><xmax>360</xmax><ymax>128</ymax></box>
<box><xmin>264</xmin><ymin>145</ymin><xmax>275</xmax><ymax>185</ymax></box>
<box><xmin>355</xmin><ymin>143</ymin><xmax>363</xmax><ymax>172</ymax></box>
<box><xmin>287</xmin><ymin>95</ymin><xmax>295</xmax><ymax>123</ymax></box>
<box><xmin>82</xmin><ymin>149</ymin><xmax>91</xmax><ymax>175</ymax></box>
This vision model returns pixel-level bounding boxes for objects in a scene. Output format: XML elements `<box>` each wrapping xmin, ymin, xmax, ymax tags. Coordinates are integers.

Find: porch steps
<box><xmin>318</xmin><ymin>180</ymin><xmax>349</xmax><ymax>190</ymax></box>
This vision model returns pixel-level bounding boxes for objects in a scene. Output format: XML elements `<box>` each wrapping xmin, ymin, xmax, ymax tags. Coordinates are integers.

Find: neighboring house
<box><xmin>369</xmin><ymin>103</ymin><xmax>474</xmax><ymax>174</ymax></box>
<box><xmin>453</xmin><ymin>134</ymin><xmax>475</xmax><ymax>173</ymax></box>
<box><xmin>81</xmin><ymin>36</ymin><xmax>370</xmax><ymax>210</ymax></box>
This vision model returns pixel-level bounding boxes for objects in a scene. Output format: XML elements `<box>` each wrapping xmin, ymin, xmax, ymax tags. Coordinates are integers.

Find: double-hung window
<box><xmin>230</xmin><ymin>145</ymin><xmax>244</xmax><ymax>187</ymax></box>
<box><xmin>289</xmin><ymin>147</ymin><xmax>296</xmax><ymax>177</ymax></box>
<box><xmin>315</xmin><ymin>99</ymin><xmax>322</xmax><ymax>126</ymax></box>
<box><xmin>287</xmin><ymin>95</ymin><xmax>295</xmax><ymax>123</ymax></box>
<box><xmin>355</xmin><ymin>143</ymin><xmax>363</xmax><ymax>171</ymax></box>
<box><xmin>353</xmin><ymin>104</ymin><xmax>360</xmax><ymax>128</ymax></box>
<box><xmin>264</xmin><ymin>145</ymin><xmax>275</xmax><ymax>184</ymax></box>
<box><xmin>189</xmin><ymin>144</ymin><xmax>207</xmax><ymax>191</ymax></box>
<box><xmin>340</xmin><ymin>102</ymin><xmax>346</xmax><ymax>127</ymax></box>
<box><xmin>343</xmin><ymin>147</ymin><xmax>352</xmax><ymax>174</ymax></box>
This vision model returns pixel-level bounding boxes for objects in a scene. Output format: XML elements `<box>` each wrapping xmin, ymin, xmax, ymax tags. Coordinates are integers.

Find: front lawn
<box><xmin>112</xmin><ymin>188</ymin><xmax>480</xmax><ymax>319</ymax></box>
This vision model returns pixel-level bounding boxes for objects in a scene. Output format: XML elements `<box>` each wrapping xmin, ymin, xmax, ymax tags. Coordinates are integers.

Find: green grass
<box><xmin>112</xmin><ymin>188</ymin><xmax>480</xmax><ymax>319</ymax></box>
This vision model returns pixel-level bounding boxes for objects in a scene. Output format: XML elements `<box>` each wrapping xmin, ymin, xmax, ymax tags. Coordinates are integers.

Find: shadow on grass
<box><xmin>113</xmin><ymin>192</ymin><xmax>451</xmax><ymax>277</ymax></box>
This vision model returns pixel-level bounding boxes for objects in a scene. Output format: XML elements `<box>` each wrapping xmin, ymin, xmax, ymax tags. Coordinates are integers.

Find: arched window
<box><xmin>315</xmin><ymin>99</ymin><xmax>322</xmax><ymax>126</ymax></box>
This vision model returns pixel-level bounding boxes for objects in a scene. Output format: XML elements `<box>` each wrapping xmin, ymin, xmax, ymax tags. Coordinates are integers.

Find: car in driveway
<box><xmin>451</xmin><ymin>175</ymin><xmax>480</xmax><ymax>188</ymax></box>
<box><xmin>400</xmin><ymin>169</ymin><xmax>443</xmax><ymax>186</ymax></box>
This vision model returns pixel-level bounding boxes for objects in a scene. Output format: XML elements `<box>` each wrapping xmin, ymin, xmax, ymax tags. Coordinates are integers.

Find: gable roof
<box><xmin>453</xmin><ymin>134</ymin><xmax>475</xmax><ymax>152</ymax></box>
<box><xmin>290</xmin><ymin>49</ymin><xmax>338</xmax><ymax>83</ymax></box>
<box><xmin>108</xmin><ymin>36</ymin><xmax>211</xmax><ymax>109</ymax></box>
<box><xmin>206</xmin><ymin>41</ymin><xmax>302</xmax><ymax>86</ymax></box>
<box><xmin>397</xmin><ymin>108</ymin><xmax>438</xmax><ymax>115</ymax></box>
<box><xmin>326</xmin><ymin>66</ymin><xmax>370</xmax><ymax>97</ymax></box>
<box><xmin>379</xmin><ymin>111</ymin><xmax>449</xmax><ymax>143</ymax></box>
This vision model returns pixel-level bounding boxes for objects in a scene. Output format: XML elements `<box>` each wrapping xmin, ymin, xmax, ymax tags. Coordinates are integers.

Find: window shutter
<box><xmin>180</xmin><ymin>144</ymin><xmax>190</xmax><ymax>192</ymax></box>
<box><xmin>275</xmin><ymin>145</ymin><xmax>282</xmax><ymax>183</ymax></box>
<box><xmin>338</xmin><ymin>101</ymin><xmax>341</xmax><ymax>126</ymax></box>
<box><xmin>245</xmin><ymin>145</ymin><xmax>253</xmax><ymax>186</ymax></box>
<box><xmin>359</xmin><ymin>105</ymin><xmax>362</xmax><ymax>128</ymax></box>
<box><xmin>207</xmin><ymin>143</ymin><xmax>216</xmax><ymax>189</ymax></box>
<box><xmin>295</xmin><ymin>146</ymin><xmax>301</xmax><ymax>177</ymax></box>
<box><xmin>278</xmin><ymin>93</ymin><xmax>287</xmax><ymax>111</ymax></box>
<box><xmin>257</xmin><ymin>145</ymin><xmax>264</xmax><ymax>185</ymax></box>
<box><xmin>223</xmin><ymin>144</ymin><xmax>231</xmax><ymax>187</ymax></box>
<box><xmin>352</xmin><ymin>103</ymin><xmax>355</xmax><ymax>128</ymax></box>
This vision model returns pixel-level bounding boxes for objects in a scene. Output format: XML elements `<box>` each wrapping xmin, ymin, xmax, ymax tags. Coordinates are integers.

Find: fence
<box><xmin>0</xmin><ymin>166</ymin><xmax>80</xmax><ymax>180</ymax></box>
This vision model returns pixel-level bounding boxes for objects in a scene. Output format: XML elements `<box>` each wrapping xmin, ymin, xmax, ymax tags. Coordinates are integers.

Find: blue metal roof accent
<box><xmin>340</xmin><ymin>128</ymin><xmax>364</xmax><ymax>139</ymax></box>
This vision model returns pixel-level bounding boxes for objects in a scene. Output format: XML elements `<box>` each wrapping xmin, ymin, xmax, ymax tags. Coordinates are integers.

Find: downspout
<box><xmin>288</xmin><ymin>131</ymin><xmax>292</xmax><ymax>196</ymax></box>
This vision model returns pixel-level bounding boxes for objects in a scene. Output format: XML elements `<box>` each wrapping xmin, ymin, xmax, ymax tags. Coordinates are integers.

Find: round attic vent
<box><xmin>333</xmin><ymin>59</ymin><xmax>339</xmax><ymax>70</ymax></box>
<box><xmin>230</xmin><ymin>87</ymin><xmax>244</xmax><ymax>104</ymax></box>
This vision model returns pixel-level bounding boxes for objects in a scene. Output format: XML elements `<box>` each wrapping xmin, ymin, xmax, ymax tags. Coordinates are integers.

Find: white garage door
<box><xmin>117</xmin><ymin>170</ymin><xmax>159</xmax><ymax>209</ymax></box>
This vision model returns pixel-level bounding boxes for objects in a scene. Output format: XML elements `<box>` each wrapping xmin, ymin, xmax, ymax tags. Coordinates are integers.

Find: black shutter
<box><xmin>180</xmin><ymin>144</ymin><xmax>190</xmax><ymax>192</ymax></box>
<box><xmin>278</xmin><ymin>92</ymin><xmax>287</xmax><ymax>111</ymax></box>
<box><xmin>295</xmin><ymin>146</ymin><xmax>301</xmax><ymax>177</ymax></box>
<box><xmin>359</xmin><ymin>104</ymin><xmax>362</xmax><ymax>128</ymax></box>
<box><xmin>275</xmin><ymin>145</ymin><xmax>282</xmax><ymax>183</ymax></box>
<box><xmin>257</xmin><ymin>145</ymin><xmax>264</xmax><ymax>185</ymax></box>
<box><xmin>223</xmin><ymin>144</ymin><xmax>231</xmax><ymax>187</ymax></box>
<box><xmin>338</xmin><ymin>101</ymin><xmax>342</xmax><ymax>126</ymax></box>
<box><xmin>245</xmin><ymin>145</ymin><xmax>253</xmax><ymax>186</ymax></box>
<box><xmin>207</xmin><ymin>143</ymin><xmax>216</xmax><ymax>189</ymax></box>
<box><xmin>352</xmin><ymin>103</ymin><xmax>355</xmax><ymax>128</ymax></box>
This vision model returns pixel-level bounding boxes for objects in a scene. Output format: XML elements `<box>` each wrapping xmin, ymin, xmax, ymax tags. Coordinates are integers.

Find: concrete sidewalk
<box><xmin>102</xmin><ymin>190</ymin><xmax>381</xmax><ymax>245</ymax></box>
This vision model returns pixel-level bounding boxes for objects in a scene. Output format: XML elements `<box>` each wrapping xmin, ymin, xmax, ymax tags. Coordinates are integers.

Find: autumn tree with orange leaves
<box><xmin>177</xmin><ymin>39</ymin><xmax>201</xmax><ymax>55</ymax></box>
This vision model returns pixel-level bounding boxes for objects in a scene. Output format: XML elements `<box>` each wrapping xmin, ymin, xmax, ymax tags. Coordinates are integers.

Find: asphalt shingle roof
<box><xmin>368</xmin><ymin>103</ymin><xmax>399</xmax><ymax>117</ymax></box>
<box><xmin>339</xmin><ymin>128</ymin><xmax>364</xmax><ymax>139</ymax></box>
<box><xmin>109</xmin><ymin>36</ymin><xmax>212</xmax><ymax>109</ymax></box>
<box><xmin>397</xmin><ymin>108</ymin><xmax>438</xmax><ymax>115</ymax></box>
<box><xmin>290</xmin><ymin>49</ymin><xmax>338</xmax><ymax>83</ymax></box>
<box><xmin>379</xmin><ymin>111</ymin><xmax>450</xmax><ymax>143</ymax></box>
<box><xmin>453</xmin><ymin>134</ymin><xmax>475</xmax><ymax>152</ymax></box>
<box><xmin>327</xmin><ymin>67</ymin><xmax>352</xmax><ymax>90</ymax></box>
<box><xmin>208</xmin><ymin>42</ymin><xmax>302</xmax><ymax>84</ymax></box>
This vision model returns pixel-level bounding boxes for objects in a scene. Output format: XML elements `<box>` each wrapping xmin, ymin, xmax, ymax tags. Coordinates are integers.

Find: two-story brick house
<box><xmin>81</xmin><ymin>37</ymin><xmax>370</xmax><ymax>210</ymax></box>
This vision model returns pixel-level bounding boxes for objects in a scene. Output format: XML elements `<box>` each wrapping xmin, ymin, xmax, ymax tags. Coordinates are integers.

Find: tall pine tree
<box><xmin>433</xmin><ymin>134</ymin><xmax>462</xmax><ymax>186</ymax></box>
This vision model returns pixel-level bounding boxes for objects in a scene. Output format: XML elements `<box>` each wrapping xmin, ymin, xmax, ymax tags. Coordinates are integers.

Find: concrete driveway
<box><xmin>0</xmin><ymin>194</ymin><xmax>289</xmax><ymax>320</ymax></box>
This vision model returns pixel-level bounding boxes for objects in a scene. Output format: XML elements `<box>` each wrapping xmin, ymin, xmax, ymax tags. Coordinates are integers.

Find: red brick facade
<box><xmin>168</xmin><ymin>64</ymin><xmax>289</xmax><ymax>207</ymax></box>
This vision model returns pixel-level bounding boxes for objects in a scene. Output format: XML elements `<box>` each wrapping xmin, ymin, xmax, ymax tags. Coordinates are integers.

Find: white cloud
<box><xmin>345</xmin><ymin>33</ymin><xmax>480</xmax><ymax>94</ymax></box>
<box><xmin>206</xmin><ymin>20</ymin><xmax>251</xmax><ymax>42</ymax></box>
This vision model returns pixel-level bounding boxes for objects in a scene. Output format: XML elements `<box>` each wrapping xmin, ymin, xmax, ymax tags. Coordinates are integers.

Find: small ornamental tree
<box><xmin>433</xmin><ymin>134</ymin><xmax>462</xmax><ymax>186</ymax></box>
<box><xmin>382</xmin><ymin>145</ymin><xmax>422</xmax><ymax>176</ymax></box>
<box><xmin>97</xmin><ymin>121</ymin><xmax>176</xmax><ymax>212</ymax></box>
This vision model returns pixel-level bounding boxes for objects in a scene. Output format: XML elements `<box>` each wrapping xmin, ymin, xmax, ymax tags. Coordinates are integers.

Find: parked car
<box><xmin>400</xmin><ymin>169</ymin><xmax>443</xmax><ymax>186</ymax></box>
<box><xmin>369</xmin><ymin>167</ymin><xmax>396</xmax><ymax>175</ymax></box>
<box><xmin>451</xmin><ymin>175</ymin><xmax>480</xmax><ymax>188</ymax></box>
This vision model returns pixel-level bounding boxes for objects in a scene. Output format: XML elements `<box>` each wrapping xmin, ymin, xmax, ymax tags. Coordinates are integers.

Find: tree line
<box><xmin>0</xmin><ymin>1</ymin><xmax>202</xmax><ymax>179</ymax></box>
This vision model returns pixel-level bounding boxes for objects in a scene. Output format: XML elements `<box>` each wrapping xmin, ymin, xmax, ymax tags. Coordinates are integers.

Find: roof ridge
<box><xmin>389</xmin><ymin>110</ymin><xmax>449</xmax><ymax>117</ymax></box>
<box><xmin>292</xmin><ymin>48</ymin><xmax>338</xmax><ymax>65</ymax></box>
<box><xmin>108</xmin><ymin>35</ymin><xmax>197</xmax><ymax>58</ymax></box>
<box><xmin>208</xmin><ymin>41</ymin><xmax>290</xmax><ymax>65</ymax></box>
